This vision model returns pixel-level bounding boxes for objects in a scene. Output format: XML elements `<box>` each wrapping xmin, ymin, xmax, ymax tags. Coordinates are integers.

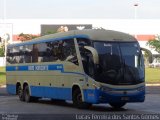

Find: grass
<box><xmin>0</xmin><ymin>67</ymin><xmax>6</xmax><ymax>86</ymax></box>
<box><xmin>145</xmin><ymin>68</ymin><xmax>160</xmax><ymax>83</ymax></box>
<box><xmin>0</xmin><ymin>67</ymin><xmax>160</xmax><ymax>85</ymax></box>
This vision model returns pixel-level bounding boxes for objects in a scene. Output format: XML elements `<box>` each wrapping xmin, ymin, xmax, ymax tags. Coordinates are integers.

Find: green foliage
<box><xmin>18</xmin><ymin>33</ymin><xmax>40</xmax><ymax>41</ymax></box>
<box><xmin>44</xmin><ymin>31</ymin><xmax>57</xmax><ymax>35</ymax></box>
<box><xmin>0</xmin><ymin>47</ymin><xmax>4</xmax><ymax>57</ymax></box>
<box><xmin>147</xmin><ymin>35</ymin><xmax>160</xmax><ymax>53</ymax></box>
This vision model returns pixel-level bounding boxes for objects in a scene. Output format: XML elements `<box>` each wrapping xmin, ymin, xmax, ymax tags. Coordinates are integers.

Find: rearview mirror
<box><xmin>84</xmin><ymin>46</ymin><xmax>99</xmax><ymax>64</ymax></box>
<box><xmin>140</xmin><ymin>47</ymin><xmax>153</xmax><ymax>63</ymax></box>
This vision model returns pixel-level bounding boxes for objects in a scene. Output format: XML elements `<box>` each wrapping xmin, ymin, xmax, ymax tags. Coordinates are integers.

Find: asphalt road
<box><xmin>0</xmin><ymin>86</ymin><xmax>160</xmax><ymax>120</ymax></box>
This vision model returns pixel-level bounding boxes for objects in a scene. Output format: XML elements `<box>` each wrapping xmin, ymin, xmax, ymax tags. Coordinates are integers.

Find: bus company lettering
<box><xmin>28</xmin><ymin>65</ymin><xmax>48</xmax><ymax>71</ymax></box>
<box><xmin>28</xmin><ymin>66</ymin><xmax>34</xmax><ymax>71</ymax></box>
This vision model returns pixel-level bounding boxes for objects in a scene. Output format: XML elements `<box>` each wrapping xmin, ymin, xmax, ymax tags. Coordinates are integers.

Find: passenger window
<box><xmin>12</xmin><ymin>47</ymin><xmax>20</xmax><ymax>64</ymax></box>
<box><xmin>7</xmin><ymin>39</ymin><xmax>78</xmax><ymax>65</ymax></box>
<box><xmin>77</xmin><ymin>38</ymin><xmax>91</xmax><ymax>73</ymax></box>
<box><xmin>62</xmin><ymin>39</ymin><xmax>78</xmax><ymax>65</ymax></box>
<box><xmin>24</xmin><ymin>45</ymin><xmax>32</xmax><ymax>63</ymax></box>
<box><xmin>32</xmin><ymin>44</ymin><xmax>39</xmax><ymax>63</ymax></box>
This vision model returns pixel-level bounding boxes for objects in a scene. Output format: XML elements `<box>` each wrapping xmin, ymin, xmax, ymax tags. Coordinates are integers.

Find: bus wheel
<box><xmin>17</xmin><ymin>86</ymin><xmax>24</xmax><ymax>101</ymax></box>
<box><xmin>109</xmin><ymin>102</ymin><xmax>126</xmax><ymax>109</ymax></box>
<box><xmin>24</xmin><ymin>86</ymin><xmax>31</xmax><ymax>102</ymax></box>
<box><xmin>73</xmin><ymin>88</ymin><xmax>91</xmax><ymax>109</ymax></box>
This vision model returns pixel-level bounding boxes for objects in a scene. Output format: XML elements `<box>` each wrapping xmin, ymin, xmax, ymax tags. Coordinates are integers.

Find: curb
<box><xmin>146</xmin><ymin>84</ymin><xmax>160</xmax><ymax>86</ymax></box>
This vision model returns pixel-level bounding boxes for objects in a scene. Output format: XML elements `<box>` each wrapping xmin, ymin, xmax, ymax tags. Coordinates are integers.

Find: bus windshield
<box><xmin>93</xmin><ymin>41</ymin><xmax>144</xmax><ymax>85</ymax></box>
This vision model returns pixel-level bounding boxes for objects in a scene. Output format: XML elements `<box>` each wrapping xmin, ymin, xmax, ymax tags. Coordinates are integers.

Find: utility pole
<box><xmin>134</xmin><ymin>3</ymin><xmax>138</xmax><ymax>39</ymax></box>
<box><xmin>134</xmin><ymin>3</ymin><xmax>138</xmax><ymax>19</ymax></box>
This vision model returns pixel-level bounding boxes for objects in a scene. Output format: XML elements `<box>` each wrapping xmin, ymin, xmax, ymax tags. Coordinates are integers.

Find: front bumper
<box><xmin>83</xmin><ymin>87</ymin><xmax>145</xmax><ymax>104</ymax></box>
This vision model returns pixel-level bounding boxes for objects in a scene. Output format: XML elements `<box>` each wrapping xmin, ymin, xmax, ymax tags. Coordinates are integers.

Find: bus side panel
<box><xmin>83</xmin><ymin>89</ymin><xmax>100</xmax><ymax>104</ymax></box>
<box><xmin>6</xmin><ymin>71</ymin><xmax>17</xmax><ymax>95</ymax></box>
<box><xmin>7</xmin><ymin>84</ymin><xmax>16</xmax><ymax>95</ymax></box>
<box><xmin>30</xmin><ymin>86</ymin><xmax>72</xmax><ymax>100</ymax></box>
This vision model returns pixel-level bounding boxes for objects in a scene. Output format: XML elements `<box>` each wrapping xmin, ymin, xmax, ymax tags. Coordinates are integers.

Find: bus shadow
<box><xmin>37</xmin><ymin>99</ymin><xmax>127</xmax><ymax>112</ymax></box>
<box><xmin>38</xmin><ymin>99</ymin><xmax>74</xmax><ymax>108</ymax></box>
<box><xmin>89</xmin><ymin>105</ymin><xmax>127</xmax><ymax>112</ymax></box>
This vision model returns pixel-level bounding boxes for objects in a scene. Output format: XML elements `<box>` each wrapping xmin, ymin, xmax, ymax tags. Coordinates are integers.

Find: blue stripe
<box><xmin>7</xmin><ymin>35</ymin><xmax>89</xmax><ymax>48</ymax></box>
<box><xmin>6</xmin><ymin>64</ymin><xmax>63</xmax><ymax>71</ymax></box>
<box><xmin>6</xmin><ymin>64</ymin><xmax>86</xmax><ymax>77</ymax></box>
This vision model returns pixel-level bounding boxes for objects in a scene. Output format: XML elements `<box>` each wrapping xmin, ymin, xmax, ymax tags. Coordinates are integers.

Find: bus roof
<box><xmin>8</xmin><ymin>29</ymin><xmax>137</xmax><ymax>47</ymax></box>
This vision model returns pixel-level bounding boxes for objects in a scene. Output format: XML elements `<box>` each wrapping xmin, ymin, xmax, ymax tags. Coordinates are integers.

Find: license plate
<box><xmin>121</xmin><ymin>97</ymin><xmax>129</xmax><ymax>101</ymax></box>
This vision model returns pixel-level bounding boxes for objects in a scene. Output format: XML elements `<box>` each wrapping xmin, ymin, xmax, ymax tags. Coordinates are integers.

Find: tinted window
<box><xmin>7</xmin><ymin>39</ymin><xmax>78</xmax><ymax>65</ymax></box>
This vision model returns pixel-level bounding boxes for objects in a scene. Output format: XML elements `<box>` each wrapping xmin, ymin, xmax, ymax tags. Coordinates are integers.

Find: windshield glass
<box><xmin>120</xmin><ymin>43</ymin><xmax>142</xmax><ymax>68</ymax></box>
<box><xmin>93</xmin><ymin>41</ymin><xmax>144</xmax><ymax>85</ymax></box>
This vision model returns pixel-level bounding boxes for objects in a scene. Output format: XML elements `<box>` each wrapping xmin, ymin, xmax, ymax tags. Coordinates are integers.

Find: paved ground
<box><xmin>0</xmin><ymin>86</ymin><xmax>159</xmax><ymax>120</ymax></box>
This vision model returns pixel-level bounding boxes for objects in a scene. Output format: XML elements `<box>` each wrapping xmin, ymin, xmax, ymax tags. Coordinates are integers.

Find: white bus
<box><xmin>6</xmin><ymin>29</ymin><xmax>152</xmax><ymax>108</ymax></box>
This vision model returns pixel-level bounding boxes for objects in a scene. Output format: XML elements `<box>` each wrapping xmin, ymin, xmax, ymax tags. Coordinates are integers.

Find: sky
<box><xmin>0</xmin><ymin>0</ymin><xmax>160</xmax><ymax>19</ymax></box>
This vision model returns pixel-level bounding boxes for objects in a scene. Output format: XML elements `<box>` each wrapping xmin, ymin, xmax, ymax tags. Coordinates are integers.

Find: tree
<box><xmin>18</xmin><ymin>33</ymin><xmax>40</xmax><ymax>42</ymax></box>
<box><xmin>43</xmin><ymin>30</ymin><xmax>57</xmax><ymax>35</ymax></box>
<box><xmin>0</xmin><ymin>38</ymin><xmax>5</xmax><ymax>57</ymax></box>
<box><xmin>0</xmin><ymin>47</ymin><xmax>5</xmax><ymax>57</ymax></box>
<box><xmin>146</xmin><ymin>35</ymin><xmax>160</xmax><ymax>53</ymax></box>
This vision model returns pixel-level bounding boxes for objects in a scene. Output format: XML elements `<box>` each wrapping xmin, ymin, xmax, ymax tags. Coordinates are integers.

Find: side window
<box><xmin>39</xmin><ymin>41</ymin><xmax>61</xmax><ymax>62</ymax></box>
<box><xmin>6</xmin><ymin>39</ymin><xmax>78</xmax><ymax>65</ymax></box>
<box><xmin>77</xmin><ymin>38</ymin><xmax>91</xmax><ymax>47</ymax></box>
<box><xmin>46</xmin><ymin>41</ymin><xmax>59</xmax><ymax>62</ymax></box>
<box><xmin>37</xmin><ymin>42</ymin><xmax>58</xmax><ymax>63</ymax></box>
<box><xmin>55</xmin><ymin>41</ymin><xmax>65</xmax><ymax>61</ymax></box>
<box><xmin>6</xmin><ymin>48</ymin><xmax>11</xmax><ymax>64</ymax></box>
<box><xmin>77</xmin><ymin>38</ymin><xmax>91</xmax><ymax>62</ymax></box>
<box><xmin>40</xmin><ymin>39</ymin><xmax>78</xmax><ymax>65</ymax></box>
<box><xmin>32</xmin><ymin>44</ymin><xmax>39</xmax><ymax>63</ymax></box>
<box><xmin>19</xmin><ymin>46</ymin><xmax>24</xmax><ymax>63</ymax></box>
<box><xmin>62</xmin><ymin>39</ymin><xmax>78</xmax><ymax>65</ymax></box>
<box><xmin>13</xmin><ymin>47</ymin><xmax>20</xmax><ymax>64</ymax></box>
<box><xmin>77</xmin><ymin>38</ymin><xmax>92</xmax><ymax>74</ymax></box>
<box><xmin>24</xmin><ymin>45</ymin><xmax>32</xmax><ymax>63</ymax></box>
<box><xmin>37</xmin><ymin>43</ymin><xmax>47</xmax><ymax>62</ymax></box>
<box><xmin>6</xmin><ymin>47</ymin><xmax>18</xmax><ymax>64</ymax></box>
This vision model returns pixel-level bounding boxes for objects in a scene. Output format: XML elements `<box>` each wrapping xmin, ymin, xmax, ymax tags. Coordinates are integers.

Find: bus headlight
<box><xmin>137</xmin><ymin>86</ymin><xmax>145</xmax><ymax>92</ymax></box>
<box><xmin>93</xmin><ymin>84</ymin><xmax>100</xmax><ymax>89</ymax></box>
<box><xmin>100</xmin><ymin>86</ymin><xmax>112</xmax><ymax>92</ymax></box>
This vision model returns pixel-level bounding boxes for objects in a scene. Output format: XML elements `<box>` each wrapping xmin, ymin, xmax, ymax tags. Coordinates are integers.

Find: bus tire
<box><xmin>24</xmin><ymin>86</ymin><xmax>32</xmax><ymax>102</ymax></box>
<box><xmin>109</xmin><ymin>102</ymin><xmax>126</xmax><ymax>109</ymax></box>
<box><xmin>72</xmin><ymin>88</ymin><xmax>91</xmax><ymax>109</ymax></box>
<box><xmin>17</xmin><ymin>86</ymin><xmax>25</xmax><ymax>101</ymax></box>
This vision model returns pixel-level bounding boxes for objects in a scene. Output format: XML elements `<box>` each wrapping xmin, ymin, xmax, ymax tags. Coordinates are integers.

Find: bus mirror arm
<box><xmin>140</xmin><ymin>47</ymin><xmax>153</xmax><ymax>63</ymax></box>
<box><xmin>84</xmin><ymin>46</ymin><xmax>99</xmax><ymax>64</ymax></box>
